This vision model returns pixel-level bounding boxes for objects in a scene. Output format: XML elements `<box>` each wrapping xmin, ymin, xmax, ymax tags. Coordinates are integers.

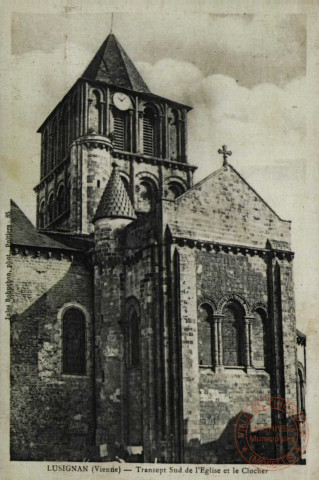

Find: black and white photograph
<box><xmin>1</xmin><ymin>1</ymin><xmax>318</xmax><ymax>479</ymax></box>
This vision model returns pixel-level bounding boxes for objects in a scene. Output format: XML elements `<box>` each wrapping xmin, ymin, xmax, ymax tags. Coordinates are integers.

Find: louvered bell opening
<box><xmin>143</xmin><ymin>114</ymin><xmax>154</xmax><ymax>156</ymax></box>
<box><xmin>113</xmin><ymin>111</ymin><xmax>125</xmax><ymax>150</ymax></box>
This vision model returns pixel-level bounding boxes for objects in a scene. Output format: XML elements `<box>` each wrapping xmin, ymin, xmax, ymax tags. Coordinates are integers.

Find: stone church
<box><xmin>10</xmin><ymin>33</ymin><xmax>306</xmax><ymax>463</ymax></box>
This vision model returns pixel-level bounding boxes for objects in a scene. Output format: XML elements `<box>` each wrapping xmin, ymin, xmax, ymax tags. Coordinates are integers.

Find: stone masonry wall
<box><xmin>10</xmin><ymin>251</ymin><xmax>94</xmax><ymax>461</ymax></box>
<box><xmin>169</xmin><ymin>165</ymin><xmax>291</xmax><ymax>249</ymax></box>
<box><xmin>178</xmin><ymin>247</ymin><xmax>273</xmax><ymax>463</ymax></box>
<box><xmin>174</xmin><ymin>244</ymin><xmax>298</xmax><ymax>463</ymax></box>
<box><xmin>124</xmin><ymin>247</ymin><xmax>159</xmax><ymax>461</ymax></box>
<box><xmin>70</xmin><ymin>138</ymin><xmax>112</xmax><ymax>234</ymax></box>
<box><xmin>196</xmin><ymin>249</ymin><xmax>268</xmax><ymax>312</ymax></box>
<box><xmin>94</xmin><ymin>215</ymin><xmax>159</xmax><ymax>462</ymax></box>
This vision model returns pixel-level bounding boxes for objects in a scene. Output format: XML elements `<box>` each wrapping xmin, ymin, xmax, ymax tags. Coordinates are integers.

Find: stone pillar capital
<box><xmin>213</xmin><ymin>314</ymin><xmax>225</xmax><ymax>323</ymax></box>
<box><xmin>244</xmin><ymin>316</ymin><xmax>255</xmax><ymax>324</ymax></box>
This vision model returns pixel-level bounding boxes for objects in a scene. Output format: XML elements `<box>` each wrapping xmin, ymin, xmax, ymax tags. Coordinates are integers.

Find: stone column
<box><xmin>105</xmin><ymin>88</ymin><xmax>110</xmax><ymax>137</ymax></box>
<box><xmin>177</xmin><ymin>119</ymin><xmax>183</xmax><ymax>162</ymax></box>
<box><xmin>213</xmin><ymin>314</ymin><xmax>224</xmax><ymax>370</ymax></box>
<box><xmin>182</xmin><ymin>108</ymin><xmax>188</xmax><ymax>162</ymax></box>
<box><xmin>249</xmin><ymin>319</ymin><xmax>253</xmax><ymax>367</ymax></box>
<box><xmin>244</xmin><ymin>316</ymin><xmax>254</xmax><ymax>371</ymax></box>
<box><xmin>218</xmin><ymin>316</ymin><xmax>223</xmax><ymax>367</ymax></box>
<box><xmin>129</xmin><ymin>109</ymin><xmax>134</xmax><ymax>152</ymax></box>
<box><xmin>138</xmin><ymin>111</ymin><xmax>143</xmax><ymax>154</ymax></box>
<box><xmin>100</xmin><ymin>100</ymin><xmax>105</xmax><ymax>135</ymax></box>
<box><xmin>164</xmin><ymin>104</ymin><xmax>169</xmax><ymax>159</ymax></box>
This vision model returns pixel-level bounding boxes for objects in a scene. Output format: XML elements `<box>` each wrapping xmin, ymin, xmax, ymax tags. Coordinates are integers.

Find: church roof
<box><xmin>82</xmin><ymin>33</ymin><xmax>150</xmax><ymax>93</ymax></box>
<box><xmin>94</xmin><ymin>163</ymin><xmax>136</xmax><ymax>221</ymax></box>
<box><xmin>10</xmin><ymin>200</ymin><xmax>78</xmax><ymax>251</ymax></box>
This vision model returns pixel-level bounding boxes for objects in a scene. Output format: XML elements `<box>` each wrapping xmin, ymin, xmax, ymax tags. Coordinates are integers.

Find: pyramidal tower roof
<box><xmin>82</xmin><ymin>33</ymin><xmax>150</xmax><ymax>93</ymax></box>
<box><xmin>94</xmin><ymin>163</ymin><xmax>136</xmax><ymax>221</ymax></box>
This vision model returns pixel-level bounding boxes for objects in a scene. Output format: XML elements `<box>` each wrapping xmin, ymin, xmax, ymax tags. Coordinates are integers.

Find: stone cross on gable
<box><xmin>218</xmin><ymin>145</ymin><xmax>232</xmax><ymax>166</ymax></box>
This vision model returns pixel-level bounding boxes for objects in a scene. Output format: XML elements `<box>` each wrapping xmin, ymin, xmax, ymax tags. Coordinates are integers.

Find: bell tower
<box><xmin>34</xmin><ymin>33</ymin><xmax>197</xmax><ymax>234</ymax></box>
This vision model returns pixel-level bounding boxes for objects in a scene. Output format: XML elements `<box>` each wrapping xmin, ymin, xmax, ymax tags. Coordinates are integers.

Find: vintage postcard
<box><xmin>1</xmin><ymin>1</ymin><xmax>318</xmax><ymax>479</ymax></box>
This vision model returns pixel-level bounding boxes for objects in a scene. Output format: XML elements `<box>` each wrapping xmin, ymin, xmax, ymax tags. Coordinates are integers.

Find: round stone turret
<box><xmin>70</xmin><ymin>133</ymin><xmax>114</xmax><ymax>234</ymax></box>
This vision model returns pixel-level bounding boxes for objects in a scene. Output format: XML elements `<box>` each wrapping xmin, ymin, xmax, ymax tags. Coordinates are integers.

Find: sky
<box><xmin>0</xmin><ymin>9</ymin><xmax>315</xmax><ymax>328</ymax></box>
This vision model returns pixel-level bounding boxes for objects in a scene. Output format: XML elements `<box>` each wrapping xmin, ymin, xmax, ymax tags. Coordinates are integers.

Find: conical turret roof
<box><xmin>82</xmin><ymin>33</ymin><xmax>150</xmax><ymax>93</ymax></box>
<box><xmin>94</xmin><ymin>163</ymin><xmax>136</xmax><ymax>221</ymax></box>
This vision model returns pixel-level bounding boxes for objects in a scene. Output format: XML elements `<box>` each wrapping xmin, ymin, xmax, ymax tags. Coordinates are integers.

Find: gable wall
<box><xmin>166</xmin><ymin>166</ymin><xmax>291</xmax><ymax>249</ymax></box>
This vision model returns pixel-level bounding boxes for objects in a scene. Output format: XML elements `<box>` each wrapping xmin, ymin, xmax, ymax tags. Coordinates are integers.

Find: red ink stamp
<box><xmin>234</xmin><ymin>396</ymin><xmax>308</xmax><ymax>471</ymax></box>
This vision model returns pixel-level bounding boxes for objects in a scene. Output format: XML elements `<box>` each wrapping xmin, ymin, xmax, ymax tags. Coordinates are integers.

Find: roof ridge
<box><xmin>175</xmin><ymin>165</ymin><xmax>226</xmax><ymax>201</ymax></box>
<box><xmin>10</xmin><ymin>200</ymin><xmax>79</xmax><ymax>251</ymax></box>
<box><xmin>113</xmin><ymin>36</ymin><xmax>133</xmax><ymax>90</ymax></box>
<box><xmin>228</xmin><ymin>164</ymin><xmax>290</xmax><ymax>222</ymax></box>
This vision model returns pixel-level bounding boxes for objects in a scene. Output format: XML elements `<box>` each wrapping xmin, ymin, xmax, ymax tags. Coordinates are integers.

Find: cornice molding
<box><xmin>171</xmin><ymin>235</ymin><xmax>294</xmax><ymax>261</ymax></box>
<box><xmin>112</xmin><ymin>150</ymin><xmax>197</xmax><ymax>172</ymax></box>
<box><xmin>10</xmin><ymin>245</ymin><xmax>88</xmax><ymax>264</ymax></box>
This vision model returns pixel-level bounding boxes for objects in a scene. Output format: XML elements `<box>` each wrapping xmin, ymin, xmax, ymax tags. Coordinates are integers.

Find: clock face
<box><xmin>113</xmin><ymin>92</ymin><xmax>132</xmax><ymax>111</ymax></box>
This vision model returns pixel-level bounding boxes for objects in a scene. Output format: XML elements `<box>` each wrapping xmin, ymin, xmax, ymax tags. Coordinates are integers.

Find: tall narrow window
<box><xmin>143</xmin><ymin>108</ymin><xmax>155</xmax><ymax>156</ymax></box>
<box><xmin>169</xmin><ymin>110</ymin><xmax>178</xmax><ymax>160</ymax></box>
<box><xmin>198</xmin><ymin>304</ymin><xmax>214</xmax><ymax>366</ymax></box>
<box><xmin>47</xmin><ymin>194</ymin><xmax>55</xmax><ymax>225</ymax></box>
<box><xmin>222</xmin><ymin>303</ymin><xmax>245</xmax><ymax>366</ymax></box>
<box><xmin>113</xmin><ymin>109</ymin><xmax>125</xmax><ymax>150</ymax></box>
<box><xmin>57</xmin><ymin>185</ymin><xmax>65</xmax><ymax>217</ymax></box>
<box><xmin>63</xmin><ymin>308</ymin><xmax>86</xmax><ymax>375</ymax></box>
<box><xmin>127</xmin><ymin>310</ymin><xmax>140</xmax><ymax>367</ymax></box>
<box><xmin>66</xmin><ymin>176</ymin><xmax>71</xmax><ymax>211</ymax></box>
<box><xmin>89</xmin><ymin>90</ymin><xmax>101</xmax><ymax>134</ymax></box>
<box><xmin>252</xmin><ymin>309</ymin><xmax>270</xmax><ymax>369</ymax></box>
<box><xmin>38</xmin><ymin>201</ymin><xmax>45</xmax><ymax>228</ymax></box>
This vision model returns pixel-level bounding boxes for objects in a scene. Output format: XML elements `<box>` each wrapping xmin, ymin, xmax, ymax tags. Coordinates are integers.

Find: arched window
<box><xmin>57</xmin><ymin>185</ymin><xmax>65</xmax><ymax>217</ymax></box>
<box><xmin>38</xmin><ymin>201</ymin><xmax>45</xmax><ymax>228</ymax></box>
<box><xmin>166</xmin><ymin>181</ymin><xmax>185</xmax><ymax>200</ymax></box>
<box><xmin>89</xmin><ymin>90</ymin><xmax>102</xmax><ymax>134</ymax></box>
<box><xmin>222</xmin><ymin>303</ymin><xmax>245</xmax><ymax>366</ymax></box>
<box><xmin>169</xmin><ymin>109</ymin><xmax>179</xmax><ymax>160</ymax></box>
<box><xmin>198</xmin><ymin>304</ymin><xmax>214</xmax><ymax>366</ymax></box>
<box><xmin>62</xmin><ymin>307</ymin><xmax>86</xmax><ymax>375</ymax></box>
<box><xmin>143</xmin><ymin>107</ymin><xmax>155</xmax><ymax>156</ymax></box>
<box><xmin>127</xmin><ymin>308</ymin><xmax>140</xmax><ymax>367</ymax></box>
<box><xmin>252</xmin><ymin>309</ymin><xmax>270</xmax><ymax>369</ymax></box>
<box><xmin>136</xmin><ymin>179</ymin><xmax>157</xmax><ymax>213</ymax></box>
<box><xmin>47</xmin><ymin>193</ymin><xmax>55</xmax><ymax>225</ymax></box>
